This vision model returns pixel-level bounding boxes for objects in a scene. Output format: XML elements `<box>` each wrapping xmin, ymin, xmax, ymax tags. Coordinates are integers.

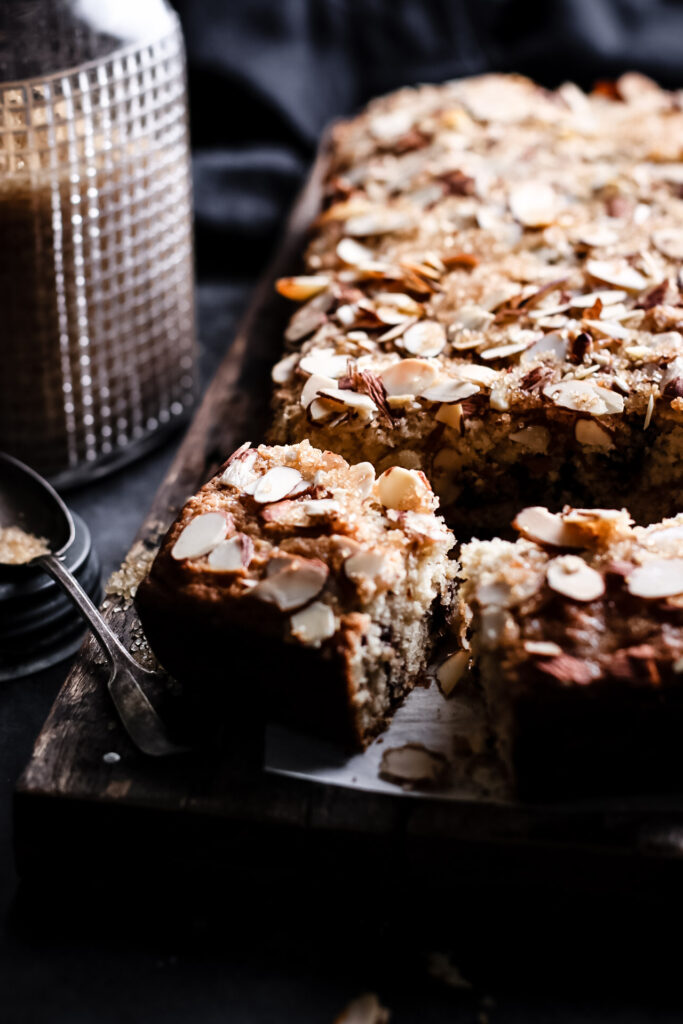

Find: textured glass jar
<box><xmin>0</xmin><ymin>0</ymin><xmax>197</xmax><ymax>485</ymax></box>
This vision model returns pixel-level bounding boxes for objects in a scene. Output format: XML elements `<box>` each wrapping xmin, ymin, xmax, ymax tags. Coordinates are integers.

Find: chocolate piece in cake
<box><xmin>136</xmin><ymin>440</ymin><xmax>457</xmax><ymax>748</ymax></box>
<box><xmin>270</xmin><ymin>72</ymin><xmax>683</xmax><ymax>534</ymax></box>
<box><xmin>459</xmin><ymin>506</ymin><xmax>683</xmax><ymax>799</ymax></box>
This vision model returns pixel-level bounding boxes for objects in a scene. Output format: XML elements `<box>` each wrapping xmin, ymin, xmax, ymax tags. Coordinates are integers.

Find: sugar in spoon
<box><xmin>0</xmin><ymin>452</ymin><xmax>184</xmax><ymax>756</ymax></box>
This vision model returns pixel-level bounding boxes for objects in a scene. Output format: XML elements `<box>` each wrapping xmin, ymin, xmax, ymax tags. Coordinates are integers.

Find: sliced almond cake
<box><xmin>459</xmin><ymin>506</ymin><xmax>683</xmax><ymax>798</ymax></box>
<box><xmin>135</xmin><ymin>440</ymin><xmax>457</xmax><ymax>747</ymax></box>
<box><xmin>270</xmin><ymin>72</ymin><xmax>683</xmax><ymax>533</ymax></box>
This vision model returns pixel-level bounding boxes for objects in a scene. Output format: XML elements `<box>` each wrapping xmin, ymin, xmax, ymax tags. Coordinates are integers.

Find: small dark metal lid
<box><xmin>0</xmin><ymin>512</ymin><xmax>100</xmax><ymax>680</ymax></box>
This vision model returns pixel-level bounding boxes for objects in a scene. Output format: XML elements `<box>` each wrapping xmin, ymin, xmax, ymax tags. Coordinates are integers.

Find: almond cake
<box><xmin>135</xmin><ymin>440</ymin><xmax>457</xmax><ymax>747</ymax></box>
<box><xmin>271</xmin><ymin>72</ymin><xmax>683</xmax><ymax>533</ymax></box>
<box><xmin>459</xmin><ymin>506</ymin><xmax>683</xmax><ymax>798</ymax></box>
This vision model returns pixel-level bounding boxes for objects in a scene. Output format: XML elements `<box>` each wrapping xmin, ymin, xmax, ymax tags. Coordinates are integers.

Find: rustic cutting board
<box><xmin>15</xmin><ymin>138</ymin><xmax>683</xmax><ymax>888</ymax></box>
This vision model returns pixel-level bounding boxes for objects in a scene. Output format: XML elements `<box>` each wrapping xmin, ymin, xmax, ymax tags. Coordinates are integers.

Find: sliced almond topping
<box><xmin>298</xmin><ymin>349</ymin><xmax>350</xmax><ymax>379</ymax></box>
<box><xmin>436</xmin><ymin>650</ymin><xmax>469</xmax><ymax>697</ymax></box>
<box><xmin>221</xmin><ymin>448</ymin><xmax>259</xmax><ymax>493</ymax></box>
<box><xmin>546</xmin><ymin>555</ymin><xmax>605</xmax><ymax>602</ymax></box>
<box><xmin>575</xmin><ymin>419</ymin><xmax>613</xmax><ymax>448</ymax></box>
<box><xmin>376</xmin><ymin>466</ymin><xmax>434</xmax><ymax>512</ymax></box>
<box><xmin>401</xmin><ymin>320</ymin><xmax>446</xmax><ymax>357</ymax></box>
<box><xmin>301</xmin><ymin>372</ymin><xmax>337</xmax><ymax>408</ymax></box>
<box><xmin>207</xmin><ymin>534</ymin><xmax>252</xmax><ymax>572</ymax></box>
<box><xmin>452</xmin><ymin>364</ymin><xmax>500</xmax><ymax>387</ymax></box>
<box><xmin>453</xmin><ymin>305</ymin><xmax>495</xmax><ymax>331</ymax></box>
<box><xmin>171</xmin><ymin>512</ymin><xmax>228</xmax><ymax>561</ymax></box>
<box><xmin>345</xmin><ymin>550</ymin><xmax>388</xmax><ymax>583</ymax></box>
<box><xmin>575</xmin><ymin>224</ymin><xmax>619</xmax><ymax>248</ymax></box>
<box><xmin>250</xmin><ymin>557</ymin><xmax>328</xmax><ymax>611</ymax></box>
<box><xmin>271</xmin><ymin>352</ymin><xmax>299</xmax><ymax>384</ymax></box>
<box><xmin>380</xmin><ymin>358</ymin><xmax>439</xmax><ymax>397</ymax></box>
<box><xmin>290</xmin><ymin>601</ymin><xmax>336</xmax><ymax>646</ymax></box>
<box><xmin>509</xmin><ymin>181</ymin><xmax>559</xmax><ymax>227</ymax></box>
<box><xmin>252</xmin><ymin>466</ymin><xmax>303</xmax><ymax>504</ymax></box>
<box><xmin>307</xmin><ymin>397</ymin><xmax>340</xmax><ymax>424</ymax></box>
<box><xmin>571</xmin><ymin>289</ymin><xmax>628</xmax><ymax>308</ymax></box>
<box><xmin>626</xmin><ymin>559</ymin><xmax>683</xmax><ymax>599</ymax></box>
<box><xmin>524</xmin><ymin>640</ymin><xmax>563</xmax><ymax>657</ymax></box>
<box><xmin>345</xmin><ymin>209</ymin><xmax>410</xmax><ymax>236</ymax></box>
<box><xmin>348</xmin><ymin>461</ymin><xmax>376</xmax><ymax>499</ymax></box>
<box><xmin>652</xmin><ymin>229</ymin><xmax>683</xmax><ymax>261</ymax></box>
<box><xmin>284</xmin><ymin>302</ymin><xmax>327</xmax><ymax>343</ymax></box>
<box><xmin>336</xmin><ymin>237</ymin><xmax>374</xmax><ymax>266</ymax></box>
<box><xmin>585</xmin><ymin>259</ymin><xmax>649</xmax><ymax>292</ymax></box>
<box><xmin>512</xmin><ymin>507</ymin><xmax>584</xmax><ymax>549</ymax></box>
<box><xmin>317</xmin><ymin>388</ymin><xmax>377</xmax><ymax>417</ymax></box>
<box><xmin>480</xmin><ymin>339</ymin><xmax>533</xmax><ymax>361</ymax></box>
<box><xmin>419</xmin><ymin>379</ymin><xmax>479</xmax><ymax>404</ymax></box>
<box><xmin>276</xmin><ymin>275</ymin><xmax>330</xmax><ymax>301</ymax></box>
<box><xmin>543</xmin><ymin>378</ymin><xmax>624</xmax><ymax>415</ymax></box>
<box><xmin>521</xmin><ymin>332</ymin><xmax>567</xmax><ymax>363</ymax></box>
<box><xmin>582</xmin><ymin>319</ymin><xmax>629</xmax><ymax>341</ymax></box>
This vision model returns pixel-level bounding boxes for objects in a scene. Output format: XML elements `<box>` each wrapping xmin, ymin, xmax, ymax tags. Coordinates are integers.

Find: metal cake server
<box><xmin>0</xmin><ymin>452</ymin><xmax>185</xmax><ymax>756</ymax></box>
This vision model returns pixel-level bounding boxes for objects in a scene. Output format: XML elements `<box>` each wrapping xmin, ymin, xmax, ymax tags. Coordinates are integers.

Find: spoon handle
<box><xmin>38</xmin><ymin>553</ymin><xmax>186</xmax><ymax>757</ymax></box>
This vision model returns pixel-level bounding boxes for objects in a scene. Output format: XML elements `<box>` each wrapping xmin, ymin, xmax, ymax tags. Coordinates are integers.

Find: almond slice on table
<box><xmin>546</xmin><ymin>555</ymin><xmax>606</xmax><ymax>602</ymax></box>
<box><xmin>276</xmin><ymin>275</ymin><xmax>331</xmax><ymax>301</ymax></box>
<box><xmin>207</xmin><ymin>534</ymin><xmax>253</xmax><ymax>572</ymax></box>
<box><xmin>252</xmin><ymin>466</ymin><xmax>303</xmax><ymax>504</ymax></box>
<box><xmin>290</xmin><ymin>601</ymin><xmax>336</xmax><ymax>645</ymax></box>
<box><xmin>380</xmin><ymin>358</ymin><xmax>439</xmax><ymax>396</ymax></box>
<box><xmin>436</xmin><ymin>650</ymin><xmax>469</xmax><ymax>697</ymax></box>
<box><xmin>250</xmin><ymin>558</ymin><xmax>329</xmax><ymax>611</ymax></box>
<box><xmin>512</xmin><ymin>507</ymin><xmax>585</xmax><ymax>549</ymax></box>
<box><xmin>626</xmin><ymin>559</ymin><xmax>683</xmax><ymax>599</ymax></box>
<box><xmin>401</xmin><ymin>320</ymin><xmax>446</xmax><ymax>357</ymax></box>
<box><xmin>171</xmin><ymin>512</ymin><xmax>229</xmax><ymax>560</ymax></box>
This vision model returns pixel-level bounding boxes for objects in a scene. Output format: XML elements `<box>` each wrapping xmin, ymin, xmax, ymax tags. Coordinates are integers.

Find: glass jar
<box><xmin>0</xmin><ymin>0</ymin><xmax>197</xmax><ymax>485</ymax></box>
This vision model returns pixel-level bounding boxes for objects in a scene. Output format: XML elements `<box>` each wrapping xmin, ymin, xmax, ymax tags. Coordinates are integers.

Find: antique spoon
<box><xmin>0</xmin><ymin>452</ymin><xmax>184</xmax><ymax>756</ymax></box>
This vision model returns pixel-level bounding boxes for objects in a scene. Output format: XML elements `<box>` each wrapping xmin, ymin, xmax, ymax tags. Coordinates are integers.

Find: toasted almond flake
<box><xmin>521</xmin><ymin>332</ymin><xmax>568</xmax><ymax>363</ymax></box>
<box><xmin>377</xmin><ymin>317</ymin><xmax>418</xmax><ymax>343</ymax></box>
<box><xmin>380</xmin><ymin>358</ymin><xmax>439</xmax><ymax>396</ymax></box>
<box><xmin>524</xmin><ymin>640</ymin><xmax>563</xmax><ymax>657</ymax></box>
<box><xmin>336</xmin><ymin>237</ymin><xmax>374</xmax><ymax>266</ymax></box>
<box><xmin>480</xmin><ymin>339</ymin><xmax>533</xmax><ymax>361</ymax></box>
<box><xmin>624</xmin><ymin>345</ymin><xmax>652</xmax><ymax>362</ymax></box>
<box><xmin>253</xmin><ymin>466</ymin><xmax>303</xmax><ymax>504</ymax></box>
<box><xmin>512</xmin><ymin>506</ymin><xmax>584</xmax><ymax>548</ymax></box>
<box><xmin>271</xmin><ymin>352</ymin><xmax>299</xmax><ymax>384</ymax></box>
<box><xmin>376</xmin><ymin>466</ymin><xmax>433</xmax><ymax>511</ymax></box>
<box><xmin>452</xmin><ymin>364</ymin><xmax>500</xmax><ymax>386</ymax></box>
<box><xmin>318</xmin><ymin>388</ymin><xmax>377</xmax><ymax>416</ymax></box>
<box><xmin>575</xmin><ymin>224</ymin><xmax>619</xmax><ymax>248</ymax></box>
<box><xmin>284</xmin><ymin>302</ymin><xmax>327</xmax><ymax>343</ymax></box>
<box><xmin>583</xmin><ymin>318</ymin><xmax>629</xmax><ymax>340</ymax></box>
<box><xmin>207</xmin><ymin>535</ymin><xmax>251</xmax><ymax>572</ymax></box>
<box><xmin>345</xmin><ymin>210</ymin><xmax>410</xmax><ymax>236</ymax></box>
<box><xmin>307</xmin><ymin>397</ymin><xmax>339</xmax><ymax>423</ymax></box>
<box><xmin>626</xmin><ymin>559</ymin><xmax>683</xmax><ymax>599</ymax></box>
<box><xmin>401</xmin><ymin>320</ymin><xmax>446</xmax><ymax>357</ymax></box>
<box><xmin>435</xmin><ymin>403</ymin><xmax>463</xmax><ymax>429</ymax></box>
<box><xmin>644</xmin><ymin>393</ymin><xmax>655</xmax><ymax>429</ymax></box>
<box><xmin>575</xmin><ymin>419</ymin><xmax>613</xmax><ymax>447</ymax></box>
<box><xmin>221</xmin><ymin>449</ymin><xmax>259</xmax><ymax>492</ymax></box>
<box><xmin>509</xmin><ymin>425</ymin><xmax>550</xmax><ymax>453</ymax></box>
<box><xmin>546</xmin><ymin>555</ymin><xmax>605</xmax><ymax>602</ymax></box>
<box><xmin>543</xmin><ymin>378</ymin><xmax>624</xmax><ymax>415</ymax></box>
<box><xmin>250</xmin><ymin>558</ymin><xmax>329</xmax><ymax>611</ymax></box>
<box><xmin>290</xmin><ymin>601</ymin><xmax>336</xmax><ymax>646</ymax></box>
<box><xmin>420</xmin><ymin>379</ymin><xmax>479</xmax><ymax>404</ymax></box>
<box><xmin>453</xmin><ymin>305</ymin><xmax>495</xmax><ymax>331</ymax></box>
<box><xmin>349</xmin><ymin>461</ymin><xmax>376</xmax><ymax>499</ymax></box>
<box><xmin>509</xmin><ymin>181</ymin><xmax>559</xmax><ymax>227</ymax></box>
<box><xmin>276</xmin><ymin>275</ymin><xmax>330</xmax><ymax>301</ymax></box>
<box><xmin>301</xmin><ymin>372</ymin><xmax>337</xmax><ymax>408</ymax></box>
<box><xmin>336</xmin><ymin>303</ymin><xmax>358</xmax><ymax>326</ymax></box>
<box><xmin>585</xmin><ymin>259</ymin><xmax>649</xmax><ymax>292</ymax></box>
<box><xmin>571</xmin><ymin>289</ymin><xmax>628</xmax><ymax>308</ymax></box>
<box><xmin>652</xmin><ymin>229</ymin><xmax>683</xmax><ymax>261</ymax></box>
<box><xmin>436</xmin><ymin>650</ymin><xmax>469</xmax><ymax>697</ymax></box>
<box><xmin>345</xmin><ymin>550</ymin><xmax>388</xmax><ymax>583</ymax></box>
<box><xmin>301</xmin><ymin>499</ymin><xmax>341</xmax><ymax>517</ymax></box>
<box><xmin>299</xmin><ymin>350</ymin><xmax>350</xmax><ymax>379</ymax></box>
<box><xmin>373</xmin><ymin>291</ymin><xmax>423</xmax><ymax>315</ymax></box>
<box><xmin>171</xmin><ymin>513</ymin><xmax>228</xmax><ymax>560</ymax></box>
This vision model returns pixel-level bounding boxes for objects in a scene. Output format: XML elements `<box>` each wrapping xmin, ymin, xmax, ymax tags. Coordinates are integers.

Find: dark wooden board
<box><xmin>15</xmin><ymin>137</ymin><xmax>683</xmax><ymax>889</ymax></box>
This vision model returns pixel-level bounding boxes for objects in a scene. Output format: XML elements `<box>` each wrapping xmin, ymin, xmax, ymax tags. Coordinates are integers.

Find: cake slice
<box><xmin>136</xmin><ymin>440</ymin><xmax>457</xmax><ymax>747</ymax></box>
<box><xmin>459</xmin><ymin>506</ymin><xmax>683</xmax><ymax>799</ymax></box>
<box><xmin>270</xmin><ymin>73</ymin><xmax>683</xmax><ymax>534</ymax></box>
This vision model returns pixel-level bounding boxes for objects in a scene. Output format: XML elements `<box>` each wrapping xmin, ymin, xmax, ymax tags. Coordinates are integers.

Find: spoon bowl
<box><xmin>0</xmin><ymin>452</ymin><xmax>74</xmax><ymax>566</ymax></box>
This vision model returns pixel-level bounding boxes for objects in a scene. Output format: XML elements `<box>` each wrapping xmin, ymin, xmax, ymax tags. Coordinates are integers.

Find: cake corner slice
<box><xmin>459</xmin><ymin>506</ymin><xmax>683</xmax><ymax>800</ymax></box>
<box><xmin>135</xmin><ymin>439</ymin><xmax>457</xmax><ymax>747</ymax></box>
